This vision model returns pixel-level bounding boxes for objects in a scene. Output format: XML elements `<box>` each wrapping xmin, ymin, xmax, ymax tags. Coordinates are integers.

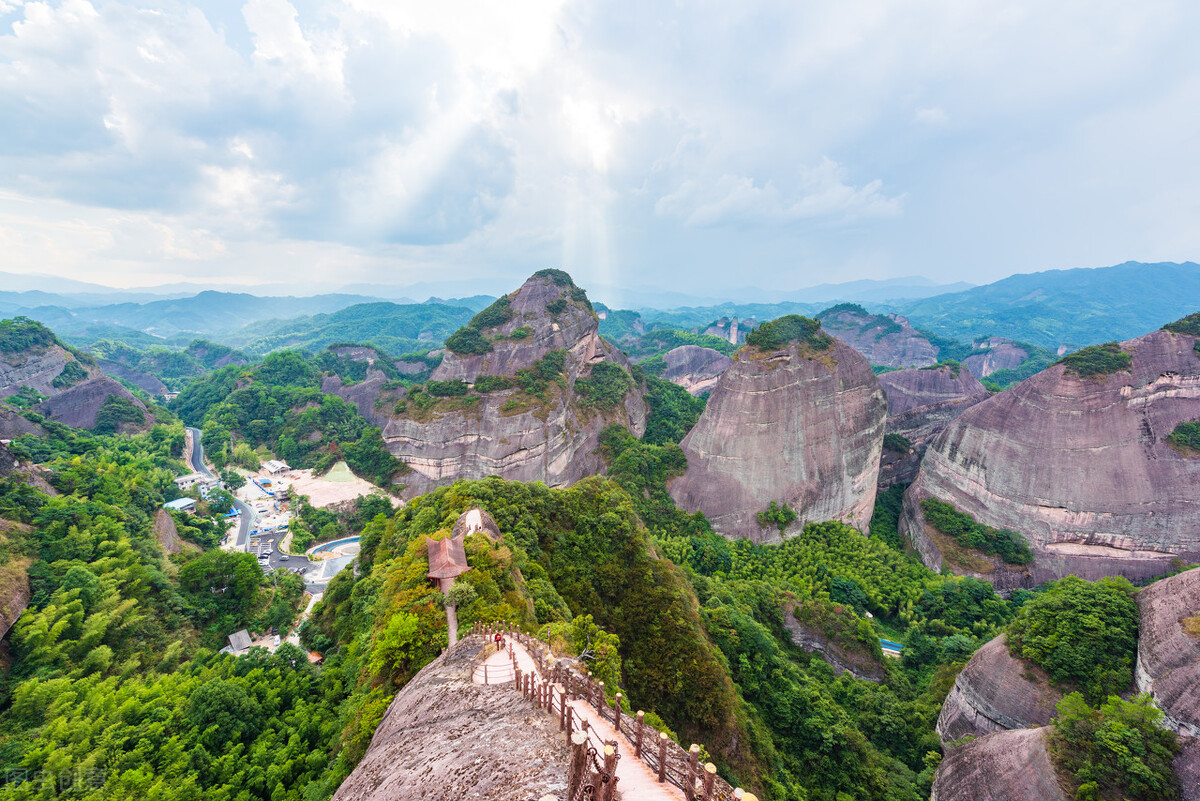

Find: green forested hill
<box><xmin>895</xmin><ymin>261</ymin><xmax>1200</xmax><ymax>350</ymax></box>
<box><xmin>228</xmin><ymin>301</ymin><xmax>474</xmax><ymax>355</ymax></box>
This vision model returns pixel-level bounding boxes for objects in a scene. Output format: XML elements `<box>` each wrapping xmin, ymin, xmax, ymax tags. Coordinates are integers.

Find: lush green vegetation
<box><xmin>173</xmin><ymin>351</ymin><xmax>406</xmax><ymax>488</ymax></box>
<box><xmin>643</xmin><ymin>375</ymin><xmax>705</xmax><ymax>445</ymax></box>
<box><xmin>920</xmin><ymin>498</ymin><xmax>1033</xmax><ymax>565</ymax></box>
<box><xmin>4</xmin><ymin>386</ymin><xmax>46</xmax><ymax>409</ymax></box>
<box><xmin>745</xmin><ymin>314</ymin><xmax>833</xmax><ymax>353</ymax></box>
<box><xmin>621</xmin><ymin>329</ymin><xmax>739</xmax><ymax>363</ymax></box>
<box><xmin>869</xmin><ymin>485</ymin><xmax>907</xmax><ymax>550</ymax></box>
<box><xmin>50</xmin><ymin>359</ymin><xmax>88</xmax><ymax>389</ymax></box>
<box><xmin>1162</xmin><ymin>311</ymin><xmax>1200</xmax><ymax>337</ymax></box>
<box><xmin>1050</xmin><ymin>693</ymin><xmax>1180</xmax><ymax>801</ymax></box>
<box><xmin>469</xmin><ymin>294</ymin><xmax>515</xmax><ymax>329</ymax></box>
<box><xmin>920</xmin><ymin>360</ymin><xmax>960</xmax><ymax>377</ymax></box>
<box><xmin>0</xmin><ymin>422</ymin><xmax>338</xmax><ymax>800</ymax></box>
<box><xmin>1006</xmin><ymin>575</ymin><xmax>1138</xmax><ymax>703</ymax></box>
<box><xmin>444</xmin><ymin>326</ymin><xmax>493</xmax><ymax>355</ymax></box>
<box><xmin>1166</xmin><ymin>420</ymin><xmax>1200</xmax><ymax>453</ymax></box>
<box><xmin>0</xmin><ymin>317</ymin><xmax>57</xmax><ymax>354</ymax></box>
<box><xmin>756</xmin><ymin>500</ymin><xmax>797</xmax><ymax>533</ymax></box>
<box><xmin>883</xmin><ymin>433</ymin><xmax>912</xmax><ymax>453</ymax></box>
<box><xmin>426</xmin><ymin>379</ymin><xmax>469</xmax><ymax>397</ymax></box>
<box><xmin>1057</xmin><ymin>342</ymin><xmax>1132</xmax><ymax>377</ymax></box>
<box><xmin>93</xmin><ymin>394</ymin><xmax>146</xmax><ymax>435</ymax></box>
<box><xmin>574</xmin><ymin>362</ymin><xmax>633</xmax><ymax>410</ymax></box>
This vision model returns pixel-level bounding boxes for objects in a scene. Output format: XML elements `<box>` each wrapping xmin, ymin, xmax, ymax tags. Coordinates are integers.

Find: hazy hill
<box><xmin>230</xmin><ymin>301</ymin><xmax>475</xmax><ymax>355</ymax></box>
<box><xmin>896</xmin><ymin>261</ymin><xmax>1200</xmax><ymax>350</ymax></box>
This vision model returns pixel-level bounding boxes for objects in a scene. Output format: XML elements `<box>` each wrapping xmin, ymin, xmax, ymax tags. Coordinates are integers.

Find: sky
<box><xmin>1</xmin><ymin>0</ymin><xmax>1199</xmax><ymax>303</ymax></box>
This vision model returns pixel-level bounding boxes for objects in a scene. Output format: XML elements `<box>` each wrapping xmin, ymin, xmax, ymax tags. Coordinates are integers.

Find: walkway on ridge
<box><xmin>473</xmin><ymin>636</ymin><xmax>686</xmax><ymax>801</ymax></box>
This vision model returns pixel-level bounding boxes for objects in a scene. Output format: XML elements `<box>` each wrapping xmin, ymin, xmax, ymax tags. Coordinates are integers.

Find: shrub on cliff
<box><xmin>444</xmin><ymin>326</ymin><xmax>493</xmax><ymax>355</ymax></box>
<box><xmin>468</xmin><ymin>294</ymin><xmax>515</xmax><ymax>329</ymax></box>
<box><xmin>1049</xmin><ymin>692</ymin><xmax>1179</xmax><ymax>801</ymax></box>
<box><xmin>919</xmin><ymin>498</ymin><xmax>1032</xmax><ymax>564</ymax></box>
<box><xmin>745</xmin><ymin>315</ymin><xmax>833</xmax><ymax>352</ymax></box>
<box><xmin>1006</xmin><ymin>575</ymin><xmax>1138</xmax><ymax>703</ymax></box>
<box><xmin>1166</xmin><ymin>420</ymin><xmax>1200</xmax><ymax>452</ymax></box>
<box><xmin>1162</xmin><ymin>311</ymin><xmax>1200</xmax><ymax>337</ymax></box>
<box><xmin>575</xmin><ymin>362</ymin><xmax>633</xmax><ymax>410</ymax></box>
<box><xmin>0</xmin><ymin>316</ymin><xmax>57</xmax><ymax>354</ymax></box>
<box><xmin>50</xmin><ymin>359</ymin><xmax>88</xmax><ymax>389</ymax></box>
<box><xmin>1057</xmin><ymin>342</ymin><xmax>1131</xmax><ymax>377</ymax></box>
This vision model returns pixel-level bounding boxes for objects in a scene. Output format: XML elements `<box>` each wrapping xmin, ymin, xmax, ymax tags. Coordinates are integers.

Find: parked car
<box><xmin>280</xmin><ymin>554</ymin><xmax>289</xmax><ymax>561</ymax></box>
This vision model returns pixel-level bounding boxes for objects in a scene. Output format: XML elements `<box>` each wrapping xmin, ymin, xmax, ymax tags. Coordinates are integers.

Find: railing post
<box><xmin>701</xmin><ymin>763</ymin><xmax>717</xmax><ymax>801</ymax></box>
<box><xmin>483</xmin><ymin>664</ymin><xmax>488</xmax><ymax>684</ymax></box>
<box><xmin>567</xmin><ymin>731</ymin><xmax>588</xmax><ymax>801</ymax></box>
<box><xmin>515</xmin><ymin>668</ymin><xmax>522</xmax><ymax>694</ymax></box>
<box><xmin>597</xmin><ymin>681</ymin><xmax>604</xmax><ymax>714</ymax></box>
<box><xmin>601</xmin><ymin>744</ymin><xmax>619</xmax><ymax>801</ymax></box>
<box><xmin>614</xmin><ymin>693</ymin><xmax>622</xmax><ymax>732</ymax></box>
<box><xmin>559</xmin><ymin>686</ymin><xmax>566</xmax><ymax>730</ymax></box>
<box><xmin>657</xmin><ymin>732</ymin><xmax>668</xmax><ymax>783</ymax></box>
<box><xmin>565</xmin><ymin>701</ymin><xmax>573</xmax><ymax>740</ymax></box>
<box><xmin>635</xmin><ymin>711</ymin><xmax>644</xmax><ymax>757</ymax></box>
<box><xmin>685</xmin><ymin>744</ymin><xmax>700</xmax><ymax>801</ymax></box>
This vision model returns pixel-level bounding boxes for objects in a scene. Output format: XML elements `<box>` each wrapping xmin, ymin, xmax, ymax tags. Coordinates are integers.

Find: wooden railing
<box><xmin>471</xmin><ymin>622</ymin><xmax>759</xmax><ymax>801</ymax></box>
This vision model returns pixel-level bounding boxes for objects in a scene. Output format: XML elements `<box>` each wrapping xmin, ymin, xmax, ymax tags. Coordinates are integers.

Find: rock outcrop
<box><xmin>877</xmin><ymin>366</ymin><xmax>990</xmax><ymax>487</ymax></box>
<box><xmin>1137</xmin><ymin>567</ymin><xmax>1200</xmax><ymax>800</ymax></box>
<box><xmin>331</xmin><ymin>638</ymin><xmax>568</xmax><ymax>801</ymax></box>
<box><xmin>816</xmin><ymin>305</ymin><xmax>938</xmax><ymax>368</ymax></box>
<box><xmin>380</xmin><ymin>272</ymin><xmax>646</xmax><ymax>499</ymax></box>
<box><xmin>659</xmin><ymin>345</ymin><xmax>731</xmax><ymax>396</ymax></box>
<box><xmin>668</xmin><ymin>321</ymin><xmax>886</xmax><ymax>542</ymax></box>
<box><xmin>702</xmin><ymin>316</ymin><xmax>755</xmax><ymax>345</ymax></box>
<box><xmin>936</xmin><ymin>636</ymin><xmax>1063</xmax><ymax>743</ymax></box>
<box><xmin>0</xmin><ymin>342</ymin><xmax>98</xmax><ymax>399</ymax></box>
<box><xmin>962</xmin><ymin>337</ymin><xmax>1029</xmax><ymax>379</ymax></box>
<box><xmin>0</xmin><ymin>405</ymin><xmax>42</xmax><ymax>439</ymax></box>
<box><xmin>154</xmin><ymin>509</ymin><xmax>183</xmax><ymax>555</ymax></box>
<box><xmin>321</xmin><ymin>375</ymin><xmax>393</xmax><ymax>428</ymax></box>
<box><xmin>931</xmin><ymin>727</ymin><xmax>1066</xmax><ymax>801</ymax></box>
<box><xmin>0</xmin><ymin>552</ymin><xmax>30</xmax><ymax>641</ymax></box>
<box><xmin>98</xmin><ymin>358</ymin><xmax>168</xmax><ymax>395</ymax></box>
<box><xmin>903</xmin><ymin>328</ymin><xmax>1200</xmax><ymax>588</ymax></box>
<box><xmin>36</xmin><ymin>377</ymin><xmax>151</xmax><ymax>433</ymax></box>
<box><xmin>780</xmin><ymin>605</ymin><xmax>884</xmax><ymax>682</ymax></box>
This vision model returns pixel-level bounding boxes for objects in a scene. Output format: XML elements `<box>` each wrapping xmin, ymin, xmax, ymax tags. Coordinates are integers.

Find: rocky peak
<box><xmin>902</xmin><ymin>326</ymin><xmax>1200</xmax><ymax>588</ymax></box>
<box><xmin>816</xmin><ymin>304</ymin><xmax>938</xmax><ymax>368</ymax></box>
<box><xmin>432</xmin><ymin>270</ymin><xmax>599</xmax><ymax>383</ymax></box>
<box><xmin>660</xmin><ymin>345</ymin><xmax>731</xmax><ymax>396</ymax></box>
<box><xmin>379</xmin><ymin>271</ymin><xmax>646</xmax><ymax>499</ymax></box>
<box><xmin>668</xmin><ymin>315</ymin><xmax>886</xmax><ymax>542</ymax></box>
<box><xmin>962</xmin><ymin>337</ymin><xmax>1029</xmax><ymax>379</ymax></box>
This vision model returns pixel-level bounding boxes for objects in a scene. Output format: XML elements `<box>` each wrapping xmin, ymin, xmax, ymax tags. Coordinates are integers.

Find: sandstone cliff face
<box><xmin>35</xmin><ymin>377</ymin><xmax>151</xmax><ymax>433</ymax></box>
<box><xmin>936</xmin><ymin>636</ymin><xmax>1063</xmax><ymax>743</ymax></box>
<box><xmin>321</xmin><ymin>376</ymin><xmax>393</xmax><ymax>428</ymax></box>
<box><xmin>931</xmin><ymin>727</ymin><xmax>1066</xmax><ymax>801</ymax></box>
<box><xmin>816</xmin><ymin>308</ymin><xmax>938</xmax><ymax>368</ymax></box>
<box><xmin>380</xmin><ymin>274</ymin><xmax>646</xmax><ymax>499</ymax></box>
<box><xmin>0</xmin><ymin>555</ymin><xmax>30</xmax><ymax>641</ymax></box>
<box><xmin>903</xmin><ymin>329</ymin><xmax>1200</xmax><ymax>587</ymax></box>
<box><xmin>0</xmin><ymin>405</ymin><xmax>42</xmax><ymax>439</ymax></box>
<box><xmin>877</xmin><ymin>366</ymin><xmax>990</xmax><ymax>487</ymax></box>
<box><xmin>98</xmin><ymin>358</ymin><xmax>168</xmax><ymax>395</ymax></box>
<box><xmin>659</xmin><ymin>345</ymin><xmax>731</xmax><ymax>396</ymax></box>
<box><xmin>331</xmin><ymin>638</ymin><xmax>568</xmax><ymax>801</ymax></box>
<box><xmin>1137</xmin><ymin>567</ymin><xmax>1200</xmax><ymax>801</ymax></box>
<box><xmin>668</xmin><ymin>333</ymin><xmax>886</xmax><ymax>542</ymax></box>
<box><xmin>962</xmin><ymin>337</ymin><xmax>1029</xmax><ymax>379</ymax></box>
<box><xmin>0</xmin><ymin>343</ymin><xmax>100</xmax><ymax>399</ymax></box>
<box><xmin>154</xmin><ymin>509</ymin><xmax>183</xmax><ymax>556</ymax></box>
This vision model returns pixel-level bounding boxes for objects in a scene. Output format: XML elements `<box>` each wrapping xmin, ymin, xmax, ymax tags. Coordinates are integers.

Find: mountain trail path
<box><xmin>473</xmin><ymin>637</ymin><xmax>685</xmax><ymax>801</ymax></box>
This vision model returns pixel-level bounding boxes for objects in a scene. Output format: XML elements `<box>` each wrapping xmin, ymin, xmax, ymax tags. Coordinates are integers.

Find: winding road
<box><xmin>186</xmin><ymin>426</ymin><xmax>254</xmax><ymax>551</ymax></box>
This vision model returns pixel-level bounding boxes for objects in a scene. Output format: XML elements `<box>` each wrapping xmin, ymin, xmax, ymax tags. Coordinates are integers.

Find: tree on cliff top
<box><xmin>745</xmin><ymin>314</ymin><xmax>833</xmax><ymax>352</ymax></box>
<box><xmin>1006</xmin><ymin>575</ymin><xmax>1138</xmax><ymax>703</ymax></box>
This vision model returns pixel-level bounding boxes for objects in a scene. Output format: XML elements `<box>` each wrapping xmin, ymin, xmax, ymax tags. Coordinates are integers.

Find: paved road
<box><xmin>186</xmin><ymin>426</ymin><xmax>253</xmax><ymax>551</ymax></box>
<box><xmin>184</xmin><ymin>427</ymin><xmax>347</xmax><ymax>592</ymax></box>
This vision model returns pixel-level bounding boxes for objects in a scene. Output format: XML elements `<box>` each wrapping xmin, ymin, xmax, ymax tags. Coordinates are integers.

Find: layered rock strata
<box><xmin>780</xmin><ymin>605</ymin><xmax>884</xmax><ymax>682</ymax></box>
<box><xmin>1137</xmin><ymin>567</ymin><xmax>1200</xmax><ymax>801</ymax></box>
<box><xmin>0</xmin><ymin>342</ymin><xmax>98</xmax><ymax>399</ymax></box>
<box><xmin>877</xmin><ymin>365</ymin><xmax>990</xmax><ymax>486</ymax></box>
<box><xmin>668</xmin><ymin>329</ymin><xmax>886</xmax><ymax>542</ymax></box>
<box><xmin>903</xmin><ymin>329</ymin><xmax>1200</xmax><ymax>587</ymax></box>
<box><xmin>816</xmin><ymin>307</ymin><xmax>938</xmax><ymax>368</ymax></box>
<box><xmin>98</xmin><ymin>358</ymin><xmax>168</xmax><ymax>395</ymax></box>
<box><xmin>962</xmin><ymin>338</ymin><xmax>1028</xmax><ymax>379</ymax></box>
<box><xmin>931</xmin><ymin>727</ymin><xmax>1066</xmax><ymax>801</ymax></box>
<box><xmin>935</xmin><ymin>636</ymin><xmax>1063</xmax><ymax>743</ymax></box>
<box><xmin>331</xmin><ymin>638</ymin><xmax>568</xmax><ymax>801</ymax></box>
<box><xmin>381</xmin><ymin>273</ymin><xmax>646</xmax><ymax>499</ymax></box>
<box><xmin>659</xmin><ymin>345</ymin><xmax>731</xmax><ymax>395</ymax></box>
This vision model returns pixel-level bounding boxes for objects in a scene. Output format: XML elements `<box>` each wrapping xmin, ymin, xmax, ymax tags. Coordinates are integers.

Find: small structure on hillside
<box><xmin>164</xmin><ymin>497</ymin><xmax>197</xmax><ymax>514</ymax></box>
<box><xmin>263</xmin><ymin>459</ymin><xmax>289</xmax><ymax>475</ymax></box>
<box><xmin>220</xmin><ymin>629</ymin><xmax>253</xmax><ymax>657</ymax></box>
<box><xmin>426</xmin><ymin>534</ymin><xmax>471</xmax><ymax>647</ymax></box>
<box><xmin>426</xmin><ymin>534</ymin><xmax>471</xmax><ymax>591</ymax></box>
<box><xmin>174</xmin><ymin>472</ymin><xmax>219</xmax><ymax>498</ymax></box>
<box><xmin>451</xmin><ymin>507</ymin><xmax>502</xmax><ymax>541</ymax></box>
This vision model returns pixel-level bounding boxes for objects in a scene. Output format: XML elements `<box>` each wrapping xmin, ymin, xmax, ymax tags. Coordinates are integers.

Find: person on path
<box><xmin>494</xmin><ymin>631</ymin><xmax>504</xmax><ymax>652</ymax></box>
